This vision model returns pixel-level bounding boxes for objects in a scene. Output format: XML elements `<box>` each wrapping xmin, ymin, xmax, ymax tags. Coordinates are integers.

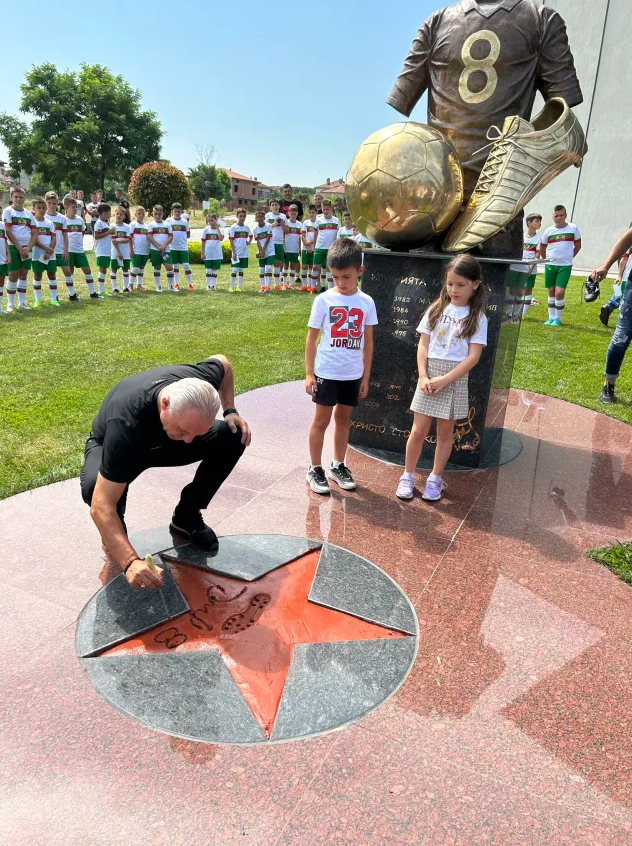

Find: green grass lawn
<box><xmin>0</xmin><ymin>264</ymin><xmax>628</xmax><ymax>500</ymax></box>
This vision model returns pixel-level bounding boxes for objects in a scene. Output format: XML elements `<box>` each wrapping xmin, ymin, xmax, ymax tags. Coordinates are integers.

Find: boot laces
<box><xmin>472</xmin><ymin>123</ymin><xmax>523</xmax><ymax>195</ymax></box>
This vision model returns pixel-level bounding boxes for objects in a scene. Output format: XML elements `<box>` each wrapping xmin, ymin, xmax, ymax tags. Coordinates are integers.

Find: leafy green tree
<box><xmin>188</xmin><ymin>164</ymin><xmax>231</xmax><ymax>203</ymax></box>
<box><xmin>128</xmin><ymin>161</ymin><xmax>191</xmax><ymax>212</ymax></box>
<box><xmin>0</xmin><ymin>63</ymin><xmax>162</xmax><ymax>191</ymax></box>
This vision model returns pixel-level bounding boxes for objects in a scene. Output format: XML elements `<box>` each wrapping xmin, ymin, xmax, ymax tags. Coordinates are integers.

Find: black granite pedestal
<box><xmin>349</xmin><ymin>250</ymin><xmax>523</xmax><ymax>470</ymax></box>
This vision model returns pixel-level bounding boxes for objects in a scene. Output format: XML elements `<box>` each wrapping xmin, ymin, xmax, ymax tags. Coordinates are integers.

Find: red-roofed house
<box><xmin>224</xmin><ymin>170</ymin><xmax>271</xmax><ymax>209</ymax></box>
<box><xmin>314</xmin><ymin>177</ymin><xmax>346</xmax><ymax>196</ymax></box>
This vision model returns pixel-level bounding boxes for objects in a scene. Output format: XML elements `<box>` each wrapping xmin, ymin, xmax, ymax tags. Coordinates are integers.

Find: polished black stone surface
<box><xmin>271</xmin><ymin>639</ymin><xmax>418</xmax><ymax>742</ymax></box>
<box><xmin>83</xmin><ymin>653</ymin><xmax>267</xmax><ymax>743</ymax></box>
<box><xmin>310</xmin><ymin>544</ymin><xmax>417</xmax><ymax>635</ymax></box>
<box><xmin>75</xmin><ymin>569</ymin><xmax>190</xmax><ymax>659</ymax></box>
<box><xmin>159</xmin><ymin>535</ymin><xmax>322</xmax><ymax>581</ymax></box>
<box><xmin>349</xmin><ymin>250</ymin><xmax>520</xmax><ymax>468</ymax></box>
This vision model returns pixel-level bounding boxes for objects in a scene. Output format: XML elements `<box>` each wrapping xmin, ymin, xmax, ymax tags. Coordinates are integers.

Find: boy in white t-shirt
<box><xmin>110</xmin><ymin>206</ymin><xmax>132</xmax><ymax>293</ymax></box>
<box><xmin>338</xmin><ymin>210</ymin><xmax>354</xmax><ymax>239</ymax></box>
<box><xmin>305</xmin><ymin>238</ymin><xmax>378</xmax><ymax>494</ymax></box>
<box><xmin>93</xmin><ymin>203</ymin><xmax>114</xmax><ymax>297</ymax></box>
<box><xmin>129</xmin><ymin>206</ymin><xmax>150</xmax><ymax>291</ymax></box>
<box><xmin>201</xmin><ymin>213</ymin><xmax>224</xmax><ymax>291</ymax></box>
<box><xmin>265</xmin><ymin>199</ymin><xmax>287</xmax><ymax>290</ymax></box>
<box><xmin>147</xmin><ymin>205</ymin><xmax>174</xmax><ymax>292</ymax></box>
<box><xmin>311</xmin><ymin>200</ymin><xmax>340</xmax><ymax>292</ymax></box>
<box><xmin>3</xmin><ymin>186</ymin><xmax>36</xmax><ymax>311</ymax></box>
<box><xmin>0</xmin><ymin>210</ymin><xmax>7</xmax><ymax>313</ymax></box>
<box><xmin>45</xmin><ymin>191</ymin><xmax>79</xmax><ymax>302</ymax></box>
<box><xmin>31</xmin><ymin>197</ymin><xmax>57</xmax><ymax>307</ymax></box>
<box><xmin>506</xmin><ymin>213</ymin><xmax>542</xmax><ymax>319</ymax></box>
<box><xmin>539</xmin><ymin>205</ymin><xmax>581</xmax><ymax>326</ymax></box>
<box><xmin>253</xmin><ymin>208</ymin><xmax>275</xmax><ymax>293</ymax></box>
<box><xmin>63</xmin><ymin>196</ymin><xmax>97</xmax><ymax>298</ymax></box>
<box><xmin>301</xmin><ymin>205</ymin><xmax>319</xmax><ymax>291</ymax></box>
<box><xmin>228</xmin><ymin>208</ymin><xmax>252</xmax><ymax>292</ymax></box>
<box><xmin>166</xmin><ymin>203</ymin><xmax>193</xmax><ymax>290</ymax></box>
<box><xmin>283</xmin><ymin>204</ymin><xmax>302</xmax><ymax>290</ymax></box>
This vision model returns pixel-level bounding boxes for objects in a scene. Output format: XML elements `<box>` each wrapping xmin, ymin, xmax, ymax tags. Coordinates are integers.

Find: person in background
<box><xmin>506</xmin><ymin>213</ymin><xmax>542</xmax><ymax>319</ymax></box>
<box><xmin>93</xmin><ymin>202</ymin><xmax>114</xmax><ymax>298</ymax></box>
<box><xmin>338</xmin><ymin>211</ymin><xmax>354</xmax><ymax>238</ymax></box>
<box><xmin>539</xmin><ymin>205</ymin><xmax>581</xmax><ymax>326</ymax></box>
<box><xmin>201</xmin><ymin>213</ymin><xmax>224</xmax><ymax>291</ymax></box>
<box><xmin>228</xmin><ymin>208</ymin><xmax>252</xmax><ymax>292</ymax></box>
<box><xmin>283</xmin><ymin>204</ymin><xmax>302</xmax><ymax>289</ymax></box>
<box><xmin>279</xmin><ymin>184</ymin><xmax>304</xmax><ymax>221</ymax></box>
<box><xmin>301</xmin><ymin>205</ymin><xmax>319</xmax><ymax>291</ymax></box>
<box><xmin>129</xmin><ymin>207</ymin><xmax>150</xmax><ymax>291</ymax></box>
<box><xmin>76</xmin><ymin>190</ymin><xmax>87</xmax><ymax>222</ymax></box>
<box><xmin>31</xmin><ymin>196</ymin><xmax>57</xmax><ymax>307</ymax></box>
<box><xmin>3</xmin><ymin>185</ymin><xmax>36</xmax><ymax>311</ymax></box>
<box><xmin>147</xmin><ymin>205</ymin><xmax>174</xmax><ymax>292</ymax></box>
<box><xmin>265</xmin><ymin>199</ymin><xmax>288</xmax><ymax>291</ymax></box>
<box><xmin>62</xmin><ymin>196</ymin><xmax>98</xmax><ymax>299</ymax></box>
<box><xmin>600</xmin><ymin>239</ymin><xmax>632</xmax><ymax>327</ymax></box>
<box><xmin>45</xmin><ymin>191</ymin><xmax>78</xmax><ymax>302</ymax></box>
<box><xmin>115</xmin><ymin>189</ymin><xmax>131</xmax><ymax>223</ymax></box>
<box><xmin>310</xmin><ymin>200</ymin><xmax>340</xmax><ymax>291</ymax></box>
<box><xmin>314</xmin><ymin>193</ymin><xmax>324</xmax><ymax>217</ymax></box>
<box><xmin>87</xmin><ymin>192</ymin><xmax>100</xmax><ymax>234</ymax></box>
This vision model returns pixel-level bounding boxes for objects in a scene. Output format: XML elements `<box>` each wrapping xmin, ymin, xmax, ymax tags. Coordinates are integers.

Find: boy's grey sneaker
<box><xmin>306</xmin><ymin>465</ymin><xmax>330</xmax><ymax>495</ymax></box>
<box><xmin>330</xmin><ymin>462</ymin><xmax>356</xmax><ymax>491</ymax></box>
<box><xmin>422</xmin><ymin>476</ymin><xmax>443</xmax><ymax>502</ymax></box>
<box><xmin>396</xmin><ymin>472</ymin><xmax>415</xmax><ymax>500</ymax></box>
<box><xmin>600</xmin><ymin>382</ymin><xmax>616</xmax><ymax>404</ymax></box>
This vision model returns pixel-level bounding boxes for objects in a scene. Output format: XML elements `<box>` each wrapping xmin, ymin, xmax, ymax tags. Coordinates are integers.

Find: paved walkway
<box><xmin>1</xmin><ymin>384</ymin><xmax>632</xmax><ymax>844</ymax></box>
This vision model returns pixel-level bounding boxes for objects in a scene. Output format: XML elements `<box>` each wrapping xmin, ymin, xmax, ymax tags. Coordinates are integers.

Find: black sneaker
<box><xmin>169</xmin><ymin>509</ymin><xmax>218</xmax><ymax>549</ymax></box>
<box><xmin>599</xmin><ymin>305</ymin><xmax>611</xmax><ymax>327</ymax></box>
<box><xmin>68</xmin><ymin>293</ymin><xmax>80</xmax><ymax>302</ymax></box>
<box><xmin>306</xmin><ymin>465</ymin><xmax>330</xmax><ymax>495</ymax></box>
<box><xmin>329</xmin><ymin>462</ymin><xmax>357</xmax><ymax>491</ymax></box>
<box><xmin>112</xmin><ymin>289</ymin><xmax>121</xmax><ymax>295</ymax></box>
<box><xmin>600</xmin><ymin>383</ymin><xmax>617</xmax><ymax>404</ymax></box>
<box><xmin>89</xmin><ymin>292</ymin><xmax>100</xmax><ymax>299</ymax></box>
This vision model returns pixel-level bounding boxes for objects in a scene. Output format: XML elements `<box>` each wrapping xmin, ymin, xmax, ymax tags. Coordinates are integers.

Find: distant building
<box><xmin>224</xmin><ymin>170</ymin><xmax>270</xmax><ymax>210</ymax></box>
<box><xmin>314</xmin><ymin>178</ymin><xmax>346</xmax><ymax>197</ymax></box>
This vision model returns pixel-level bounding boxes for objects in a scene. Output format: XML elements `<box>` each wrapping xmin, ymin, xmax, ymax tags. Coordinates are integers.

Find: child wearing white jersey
<box><xmin>45</xmin><ymin>191</ymin><xmax>78</xmax><ymax>301</ymax></box>
<box><xmin>201</xmin><ymin>213</ymin><xmax>224</xmax><ymax>291</ymax></box>
<box><xmin>301</xmin><ymin>205</ymin><xmax>319</xmax><ymax>291</ymax></box>
<box><xmin>539</xmin><ymin>205</ymin><xmax>581</xmax><ymax>326</ymax></box>
<box><xmin>3</xmin><ymin>186</ymin><xmax>36</xmax><ymax>310</ymax></box>
<box><xmin>63</xmin><ymin>196</ymin><xmax>97</xmax><ymax>298</ymax></box>
<box><xmin>265</xmin><ymin>199</ymin><xmax>287</xmax><ymax>290</ymax></box>
<box><xmin>311</xmin><ymin>200</ymin><xmax>340</xmax><ymax>291</ymax></box>
<box><xmin>31</xmin><ymin>197</ymin><xmax>57</xmax><ymax>307</ymax></box>
<box><xmin>129</xmin><ymin>207</ymin><xmax>150</xmax><ymax>290</ymax></box>
<box><xmin>338</xmin><ymin>210</ymin><xmax>354</xmax><ymax>239</ymax></box>
<box><xmin>228</xmin><ymin>207</ymin><xmax>252</xmax><ymax>291</ymax></box>
<box><xmin>110</xmin><ymin>207</ymin><xmax>132</xmax><ymax>293</ymax></box>
<box><xmin>166</xmin><ymin>203</ymin><xmax>193</xmax><ymax>290</ymax></box>
<box><xmin>283</xmin><ymin>205</ymin><xmax>302</xmax><ymax>290</ymax></box>
<box><xmin>253</xmin><ymin>208</ymin><xmax>275</xmax><ymax>293</ymax></box>
<box><xmin>0</xmin><ymin>210</ymin><xmax>7</xmax><ymax>313</ymax></box>
<box><xmin>93</xmin><ymin>203</ymin><xmax>114</xmax><ymax>297</ymax></box>
<box><xmin>506</xmin><ymin>213</ymin><xmax>542</xmax><ymax>318</ymax></box>
<box><xmin>147</xmin><ymin>205</ymin><xmax>174</xmax><ymax>292</ymax></box>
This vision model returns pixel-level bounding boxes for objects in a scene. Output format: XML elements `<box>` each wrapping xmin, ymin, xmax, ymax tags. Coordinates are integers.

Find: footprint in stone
<box><xmin>221</xmin><ymin>594</ymin><xmax>271</xmax><ymax>634</ymax></box>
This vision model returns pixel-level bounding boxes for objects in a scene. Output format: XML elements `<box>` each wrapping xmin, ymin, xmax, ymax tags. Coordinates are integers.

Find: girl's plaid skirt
<box><xmin>410</xmin><ymin>358</ymin><xmax>469</xmax><ymax>420</ymax></box>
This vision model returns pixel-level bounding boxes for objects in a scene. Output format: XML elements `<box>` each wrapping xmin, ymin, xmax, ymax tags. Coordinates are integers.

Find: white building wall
<box><xmin>525</xmin><ymin>0</ymin><xmax>631</xmax><ymax>271</ymax></box>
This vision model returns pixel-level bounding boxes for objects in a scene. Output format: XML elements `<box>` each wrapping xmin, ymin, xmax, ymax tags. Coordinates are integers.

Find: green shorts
<box><xmin>170</xmin><ymin>249</ymin><xmax>190</xmax><ymax>265</ymax></box>
<box><xmin>32</xmin><ymin>258</ymin><xmax>57</xmax><ymax>275</ymax></box>
<box><xmin>258</xmin><ymin>255</ymin><xmax>276</xmax><ymax>268</ymax></box>
<box><xmin>231</xmin><ymin>257</ymin><xmax>248</xmax><ymax>269</ymax></box>
<box><xmin>274</xmin><ymin>244</ymin><xmax>285</xmax><ymax>262</ymax></box>
<box><xmin>68</xmin><ymin>251</ymin><xmax>90</xmax><ymax>269</ymax></box>
<box><xmin>205</xmin><ymin>259</ymin><xmax>222</xmax><ymax>270</ymax></box>
<box><xmin>8</xmin><ymin>245</ymin><xmax>31</xmax><ymax>271</ymax></box>
<box><xmin>313</xmin><ymin>248</ymin><xmax>329</xmax><ymax>268</ymax></box>
<box><xmin>132</xmin><ymin>253</ymin><xmax>149</xmax><ymax>269</ymax></box>
<box><xmin>302</xmin><ymin>250</ymin><xmax>315</xmax><ymax>266</ymax></box>
<box><xmin>544</xmin><ymin>264</ymin><xmax>572</xmax><ymax>289</ymax></box>
<box><xmin>0</xmin><ymin>264</ymin><xmax>8</xmax><ymax>276</ymax></box>
<box><xmin>96</xmin><ymin>256</ymin><xmax>111</xmax><ymax>271</ymax></box>
<box><xmin>150</xmin><ymin>248</ymin><xmax>171</xmax><ymax>268</ymax></box>
<box><xmin>111</xmin><ymin>257</ymin><xmax>131</xmax><ymax>271</ymax></box>
<box><xmin>284</xmin><ymin>252</ymin><xmax>299</xmax><ymax>264</ymax></box>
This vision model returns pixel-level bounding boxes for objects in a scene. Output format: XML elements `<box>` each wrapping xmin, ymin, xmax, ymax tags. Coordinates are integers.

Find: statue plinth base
<box><xmin>349</xmin><ymin>250</ymin><xmax>523</xmax><ymax>470</ymax></box>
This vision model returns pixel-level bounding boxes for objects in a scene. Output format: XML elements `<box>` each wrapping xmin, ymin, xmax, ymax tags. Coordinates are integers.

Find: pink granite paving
<box><xmin>1</xmin><ymin>381</ymin><xmax>631</xmax><ymax>844</ymax></box>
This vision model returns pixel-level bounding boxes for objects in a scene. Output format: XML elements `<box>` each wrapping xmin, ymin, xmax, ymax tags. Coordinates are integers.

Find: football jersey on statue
<box><xmin>388</xmin><ymin>0</ymin><xmax>583</xmax><ymax>195</ymax></box>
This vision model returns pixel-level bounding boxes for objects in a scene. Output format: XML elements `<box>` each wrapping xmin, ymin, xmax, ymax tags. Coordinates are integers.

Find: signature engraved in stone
<box><xmin>154</xmin><ymin>626</ymin><xmax>188</xmax><ymax>649</ymax></box>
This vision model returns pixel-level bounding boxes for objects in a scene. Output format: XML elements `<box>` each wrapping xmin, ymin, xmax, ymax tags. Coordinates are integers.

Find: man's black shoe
<box><xmin>599</xmin><ymin>305</ymin><xmax>611</xmax><ymax>327</ymax></box>
<box><xmin>600</xmin><ymin>382</ymin><xmax>616</xmax><ymax>404</ymax></box>
<box><xmin>169</xmin><ymin>509</ymin><xmax>218</xmax><ymax>549</ymax></box>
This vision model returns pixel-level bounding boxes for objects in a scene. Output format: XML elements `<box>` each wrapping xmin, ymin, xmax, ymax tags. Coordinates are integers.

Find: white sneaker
<box><xmin>396</xmin><ymin>473</ymin><xmax>415</xmax><ymax>500</ymax></box>
<box><xmin>6</xmin><ymin>303</ymin><xmax>14</xmax><ymax>313</ymax></box>
<box><xmin>18</xmin><ymin>303</ymin><xmax>31</xmax><ymax>310</ymax></box>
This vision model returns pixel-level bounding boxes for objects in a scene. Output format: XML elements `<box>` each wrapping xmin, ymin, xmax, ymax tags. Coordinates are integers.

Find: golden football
<box><xmin>345</xmin><ymin>122</ymin><xmax>463</xmax><ymax>249</ymax></box>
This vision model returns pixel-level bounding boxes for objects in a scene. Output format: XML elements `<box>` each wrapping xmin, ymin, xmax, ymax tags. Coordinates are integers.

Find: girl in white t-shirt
<box><xmin>396</xmin><ymin>255</ymin><xmax>488</xmax><ymax>503</ymax></box>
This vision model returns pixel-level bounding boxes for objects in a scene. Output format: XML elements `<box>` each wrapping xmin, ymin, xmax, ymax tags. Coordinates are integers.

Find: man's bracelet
<box><xmin>123</xmin><ymin>558</ymin><xmax>138</xmax><ymax>574</ymax></box>
<box><xmin>223</xmin><ymin>407</ymin><xmax>238</xmax><ymax>417</ymax></box>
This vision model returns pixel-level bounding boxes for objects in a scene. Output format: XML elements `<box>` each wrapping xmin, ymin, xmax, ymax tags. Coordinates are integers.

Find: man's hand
<box><xmin>359</xmin><ymin>377</ymin><xmax>370</xmax><ymax>398</ymax></box>
<box><xmin>420</xmin><ymin>376</ymin><xmax>433</xmax><ymax>395</ymax></box>
<box><xmin>305</xmin><ymin>375</ymin><xmax>317</xmax><ymax>396</ymax></box>
<box><xmin>590</xmin><ymin>266</ymin><xmax>609</xmax><ymax>282</ymax></box>
<box><xmin>125</xmin><ymin>558</ymin><xmax>164</xmax><ymax>589</ymax></box>
<box><xmin>224</xmin><ymin>413</ymin><xmax>251</xmax><ymax>446</ymax></box>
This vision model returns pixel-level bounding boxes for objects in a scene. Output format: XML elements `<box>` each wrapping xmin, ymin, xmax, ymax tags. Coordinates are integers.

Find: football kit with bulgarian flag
<box><xmin>265</xmin><ymin>212</ymin><xmax>287</xmax><ymax>261</ymax></box>
<box><xmin>94</xmin><ymin>219</ymin><xmax>112</xmax><ymax>270</ymax></box>
<box><xmin>63</xmin><ymin>216</ymin><xmax>90</xmax><ymax>268</ymax></box>
<box><xmin>338</xmin><ymin>226</ymin><xmax>354</xmax><ymax>239</ymax></box>
<box><xmin>202</xmin><ymin>226</ymin><xmax>224</xmax><ymax>269</ymax></box>
<box><xmin>166</xmin><ymin>216</ymin><xmax>190</xmax><ymax>264</ymax></box>
<box><xmin>313</xmin><ymin>215</ymin><xmax>340</xmax><ymax>267</ymax></box>
<box><xmin>301</xmin><ymin>220</ymin><xmax>318</xmax><ymax>266</ymax></box>
<box><xmin>284</xmin><ymin>220</ymin><xmax>302</xmax><ymax>263</ymax></box>
<box><xmin>130</xmin><ymin>222</ymin><xmax>150</xmax><ymax>268</ymax></box>
<box><xmin>253</xmin><ymin>225</ymin><xmax>276</xmax><ymax>266</ymax></box>
<box><xmin>32</xmin><ymin>218</ymin><xmax>57</xmax><ymax>272</ymax></box>
<box><xmin>541</xmin><ymin>223</ymin><xmax>580</xmax><ymax>288</ymax></box>
<box><xmin>508</xmin><ymin>233</ymin><xmax>541</xmax><ymax>287</ymax></box>
<box><xmin>229</xmin><ymin>224</ymin><xmax>251</xmax><ymax>268</ymax></box>
<box><xmin>0</xmin><ymin>221</ymin><xmax>8</xmax><ymax>275</ymax></box>
<box><xmin>148</xmin><ymin>220</ymin><xmax>173</xmax><ymax>267</ymax></box>
<box><xmin>111</xmin><ymin>222</ymin><xmax>132</xmax><ymax>270</ymax></box>
<box><xmin>3</xmin><ymin>205</ymin><xmax>35</xmax><ymax>270</ymax></box>
<box><xmin>46</xmin><ymin>212</ymin><xmax>66</xmax><ymax>261</ymax></box>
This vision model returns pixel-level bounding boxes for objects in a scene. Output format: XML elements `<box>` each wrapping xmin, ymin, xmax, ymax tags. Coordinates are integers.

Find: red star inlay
<box><xmin>104</xmin><ymin>549</ymin><xmax>405</xmax><ymax>738</ymax></box>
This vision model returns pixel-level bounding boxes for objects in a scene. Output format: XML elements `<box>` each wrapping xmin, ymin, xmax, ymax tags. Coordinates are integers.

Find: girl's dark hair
<box><xmin>426</xmin><ymin>254</ymin><xmax>485</xmax><ymax>340</ymax></box>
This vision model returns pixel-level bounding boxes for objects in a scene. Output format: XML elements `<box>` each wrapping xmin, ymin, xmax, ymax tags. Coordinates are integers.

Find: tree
<box><xmin>188</xmin><ymin>144</ymin><xmax>231</xmax><ymax>203</ymax></box>
<box><xmin>0</xmin><ymin>63</ymin><xmax>162</xmax><ymax>192</ymax></box>
<box><xmin>129</xmin><ymin>161</ymin><xmax>191</xmax><ymax>212</ymax></box>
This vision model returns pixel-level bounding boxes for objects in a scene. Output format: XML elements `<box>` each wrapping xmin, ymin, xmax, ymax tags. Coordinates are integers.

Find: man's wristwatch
<box><xmin>223</xmin><ymin>407</ymin><xmax>238</xmax><ymax>417</ymax></box>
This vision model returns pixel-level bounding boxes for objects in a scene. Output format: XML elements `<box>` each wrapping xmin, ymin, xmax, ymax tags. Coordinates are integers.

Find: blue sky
<box><xmin>1</xmin><ymin>0</ymin><xmax>433</xmax><ymax>188</ymax></box>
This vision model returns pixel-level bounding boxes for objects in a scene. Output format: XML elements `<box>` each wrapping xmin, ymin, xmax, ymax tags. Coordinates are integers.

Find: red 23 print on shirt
<box><xmin>329</xmin><ymin>306</ymin><xmax>364</xmax><ymax>349</ymax></box>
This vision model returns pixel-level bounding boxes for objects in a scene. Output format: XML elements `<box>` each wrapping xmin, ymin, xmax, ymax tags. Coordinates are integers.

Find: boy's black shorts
<box><xmin>313</xmin><ymin>376</ymin><xmax>362</xmax><ymax>407</ymax></box>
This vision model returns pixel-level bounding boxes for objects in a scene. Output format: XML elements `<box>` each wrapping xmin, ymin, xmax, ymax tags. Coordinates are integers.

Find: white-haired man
<box><xmin>80</xmin><ymin>355</ymin><xmax>251</xmax><ymax>589</ymax></box>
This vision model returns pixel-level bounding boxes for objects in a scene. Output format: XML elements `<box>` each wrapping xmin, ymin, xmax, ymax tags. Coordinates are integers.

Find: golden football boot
<box><xmin>444</xmin><ymin>98</ymin><xmax>586</xmax><ymax>253</ymax></box>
